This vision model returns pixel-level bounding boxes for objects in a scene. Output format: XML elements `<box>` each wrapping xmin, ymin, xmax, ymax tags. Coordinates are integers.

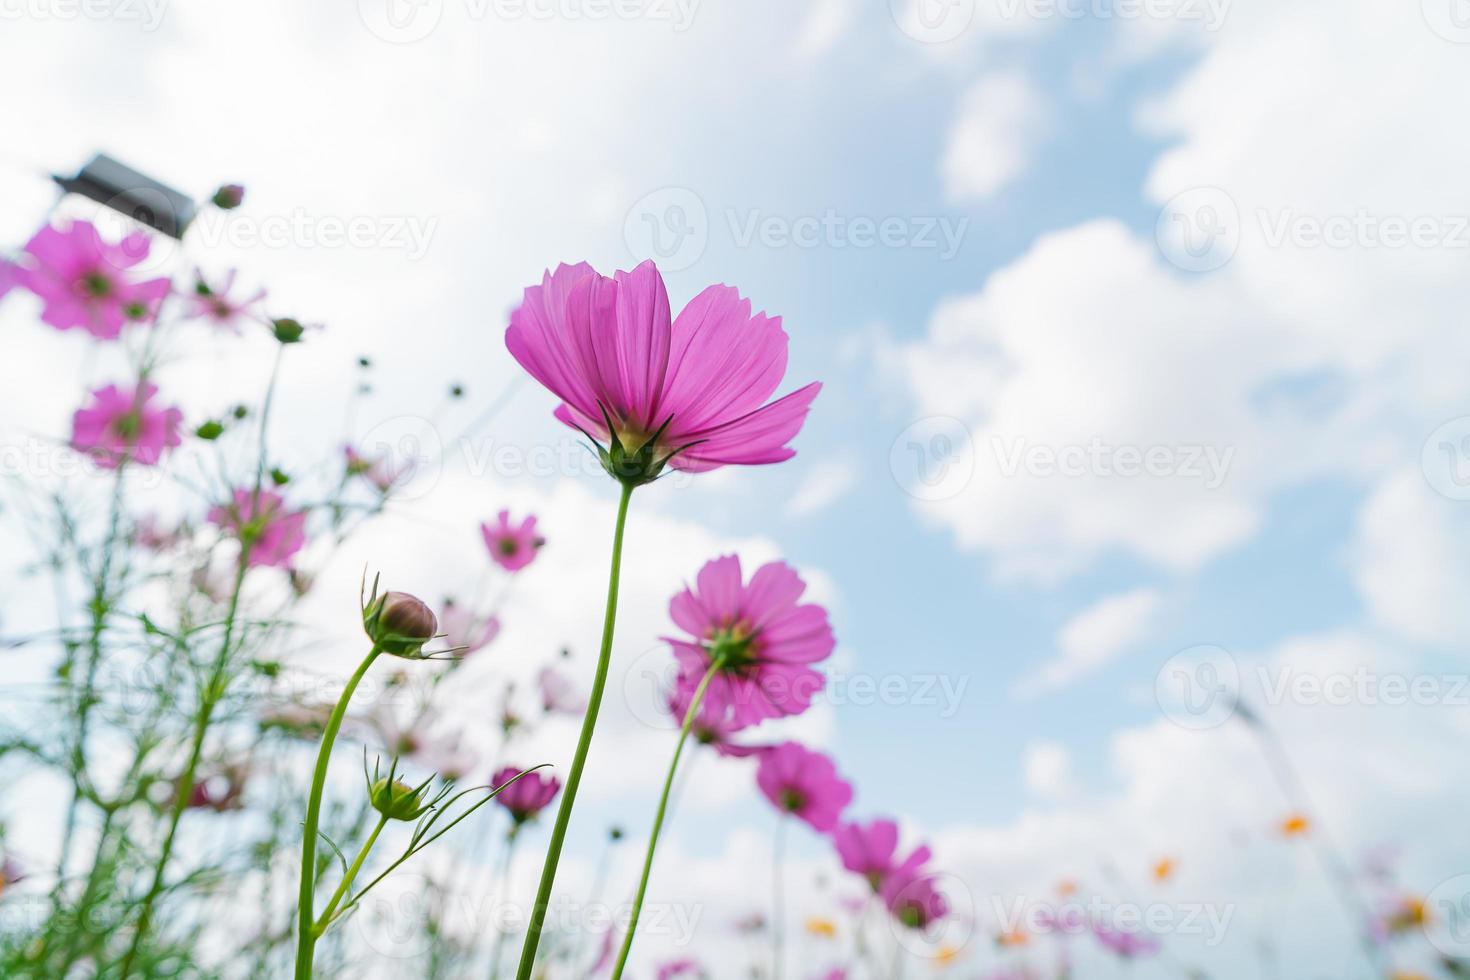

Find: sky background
<box><xmin>3</xmin><ymin>0</ymin><xmax>1470</xmax><ymax>977</ymax></box>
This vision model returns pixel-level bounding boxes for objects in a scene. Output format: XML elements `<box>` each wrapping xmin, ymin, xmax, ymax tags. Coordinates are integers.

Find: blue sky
<box><xmin>3</xmin><ymin>0</ymin><xmax>1470</xmax><ymax>976</ymax></box>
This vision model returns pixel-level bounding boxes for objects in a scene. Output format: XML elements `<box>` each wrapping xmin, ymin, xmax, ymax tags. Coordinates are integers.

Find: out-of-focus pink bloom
<box><xmin>184</xmin><ymin>269</ymin><xmax>265</xmax><ymax>332</ymax></box>
<box><xmin>666</xmin><ymin>555</ymin><xmax>834</xmax><ymax>730</ymax></box>
<box><xmin>439</xmin><ymin>598</ymin><xmax>500</xmax><ymax>657</ymax></box>
<box><xmin>132</xmin><ymin>513</ymin><xmax>181</xmax><ymax>551</ymax></box>
<box><xmin>0</xmin><ymin>261</ymin><xmax>15</xmax><ymax>303</ymax></box>
<box><xmin>344</xmin><ymin>444</ymin><xmax>405</xmax><ymax>493</ymax></box>
<box><xmin>0</xmin><ymin>854</ymin><xmax>26</xmax><ymax>896</ymax></box>
<box><xmin>655</xmin><ymin>959</ymin><xmax>704</xmax><ymax>980</ymax></box>
<box><xmin>259</xmin><ymin>701</ymin><xmax>334</xmax><ymax>739</ymax></box>
<box><xmin>537</xmin><ymin>665</ymin><xmax>585</xmax><ymax>715</ymax></box>
<box><xmin>493</xmin><ymin>765</ymin><xmax>561</xmax><ymax>824</ymax></box>
<box><xmin>14</xmin><ymin>221</ymin><xmax>170</xmax><ymax>339</ymax></box>
<box><xmin>832</xmin><ymin>819</ymin><xmax>903</xmax><ymax>891</ymax></box>
<box><xmin>733</xmin><ymin>911</ymin><xmax>766</xmax><ymax>934</ymax></box>
<box><xmin>880</xmin><ymin>844</ymin><xmax>948</xmax><ymax>930</ymax></box>
<box><xmin>207</xmin><ymin>488</ymin><xmax>306</xmax><ymax>568</ymax></box>
<box><xmin>1091</xmin><ymin>922</ymin><xmax>1161</xmax><ymax>959</ymax></box>
<box><xmin>71</xmin><ymin>383</ymin><xmax>183</xmax><ymax>469</ymax></box>
<box><xmin>505</xmin><ymin>260</ymin><xmax>820</xmax><ymax>478</ymax></box>
<box><xmin>184</xmin><ymin>763</ymin><xmax>248</xmax><ymax>812</ymax></box>
<box><xmin>481</xmin><ymin>509</ymin><xmax>544</xmax><ymax>572</ymax></box>
<box><xmin>417</xmin><ymin>732</ymin><xmax>479</xmax><ymax>781</ymax></box>
<box><xmin>815</xmin><ymin>970</ymin><xmax>846</xmax><ymax>980</ymax></box>
<box><xmin>755</xmin><ymin>742</ymin><xmax>852</xmax><ymax>832</ymax></box>
<box><xmin>666</xmin><ymin>665</ymin><xmax>767</xmax><ymax>758</ymax></box>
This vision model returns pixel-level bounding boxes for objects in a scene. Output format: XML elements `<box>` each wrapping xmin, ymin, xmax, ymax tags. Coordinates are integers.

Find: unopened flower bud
<box><xmin>211</xmin><ymin>183</ymin><xmax>245</xmax><ymax>210</ymax></box>
<box><xmin>364</xmin><ymin>590</ymin><xmax>438</xmax><ymax>659</ymax></box>
<box><xmin>369</xmin><ymin>777</ymin><xmax>429</xmax><ymax>821</ymax></box>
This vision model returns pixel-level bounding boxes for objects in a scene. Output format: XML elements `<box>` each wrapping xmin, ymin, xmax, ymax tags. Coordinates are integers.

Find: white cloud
<box><xmin>1022</xmin><ymin>740</ymin><xmax>1076</xmax><ymax>800</ymax></box>
<box><xmin>942</xmin><ymin>70</ymin><xmax>1049</xmax><ymax>203</ymax></box>
<box><xmin>1351</xmin><ymin>469</ymin><xmax>1470</xmax><ymax>646</ymax></box>
<box><xmin>784</xmin><ymin>458</ymin><xmax>858</xmax><ymax>519</ymax></box>
<box><xmin>1013</xmin><ymin>587</ymin><xmax>1162</xmax><ymax>698</ymax></box>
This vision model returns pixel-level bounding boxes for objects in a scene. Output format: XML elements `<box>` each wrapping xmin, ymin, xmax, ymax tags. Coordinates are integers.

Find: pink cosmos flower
<box><xmin>655</xmin><ymin>959</ymin><xmax>704</xmax><ymax>980</ymax></box>
<box><xmin>481</xmin><ymin>509</ymin><xmax>544</xmax><ymax>572</ymax></box>
<box><xmin>667</xmin><ymin>556</ymin><xmax>834</xmax><ymax>730</ymax></box>
<box><xmin>537</xmin><ymin>665</ymin><xmax>585</xmax><ymax>715</ymax></box>
<box><xmin>1091</xmin><ymin>922</ymin><xmax>1161</xmax><ymax>959</ymax></box>
<box><xmin>881</xmin><ymin>846</ymin><xmax>948</xmax><ymax>931</ymax></box>
<box><xmin>439</xmin><ymin>598</ymin><xmax>500</xmax><ymax>657</ymax></box>
<box><xmin>755</xmin><ymin>742</ymin><xmax>852</xmax><ymax>833</ymax></box>
<box><xmin>207</xmin><ymin>488</ymin><xmax>307</xmax><ymax>568</ymax></box>
<box><xmin>343</xmin><ymin>444</ymin><xmax>405</xmax><ymax>493</ymax></box>
<box><xmin>505</xmin><ymin>260</ymin><xmax>820</xmax><ymax>481</ymax></box>
<box><xmin>832</xmin><ymin>819</ymin><xmax>907</xmax><ymax>891</ymax></box>
<box><xmin>666</xmin><ymin>665</ymin><xmax>768</xmax><ymax>758</ymax></box>
<box><xmin>71</xmin><ymin>383</ymin><xmax>183</xmax><ymax>469</ymax></box>
<box><xmin>493</xmin><ymin>765</ymin><xmax>561</xmax><ymax>824</ymax></box>
<box><xmin>184</xmin><ymin>269</ymin><xmax>265</xmax><ymax>332</ymax></box>
<box><xmin>15</xmin><ymin>221</ymin><xmax>170</xmax><ymax>339</ymax></box>
<box><xmin>0</xmin><ymin>261</ymin><xmax>15</xmax><ymax>303</ymax></box>
<box><xmin>132</xmin><ymin>514</ymin><xmax>181</xmax><ymax>551</ymax></box>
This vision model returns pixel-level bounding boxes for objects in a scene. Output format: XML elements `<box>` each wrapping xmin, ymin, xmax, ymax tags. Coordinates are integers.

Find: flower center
<box><xmin>779</xmin><ymin>788</ymin><xmax>806</xmax><ymax>812</ymax></box>
<box><xmin>707</xmin><ymin>624</ymin><xmax>754</xmax><ymax>668</ymax></box>
<box><xmin>497</xmin><ymin>537</ymin><xmax>519</xmax><ymax>557</ymax></box>
<box><xmin>111</xmin><ymin>412</ymin><xmax>141</xmax><ymax>440</ymax></box>
<box><xmin>80</xmin><ymin>271</ymin><xmax>113</xmax><ymax>298</ymax></box>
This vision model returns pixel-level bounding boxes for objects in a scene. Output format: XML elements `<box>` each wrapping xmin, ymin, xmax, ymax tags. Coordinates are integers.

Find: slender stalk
<box><xmin>772</xmin><ymin>815</ymin><xmax>787</xmax><ymax>980</ymax></box>
<box><xmin>514</xmin><ymin>482</ymin><xmax>635</xmax><ymax>979</ymax></box>
<box><xmin>316</xmin><ymin>813</ymin><xmax>389</xmax><ymax>930</ymax></box>
<box><xmin>488</xmin><ymin>824</ymin><xmax>522</xmax><ymax>980</ymax></box>
<box><xmin>609</xmin><ymin>660</ymin><xmax>719</xmax><ymax>978</ymax></box>
<box><xmin>116</xmin><ymin>556</ymin><xmax>249</xmax><ymax>979</ymax></box>
<box><xmin>294</xmin><ymin>643</ymin><xmax>385</xmax><ymax>980</ymax></box>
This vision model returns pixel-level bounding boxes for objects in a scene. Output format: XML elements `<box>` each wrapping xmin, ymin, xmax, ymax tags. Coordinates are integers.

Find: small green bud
<box><xmin>196</xmin><ymin>420</ymin><xmax>224</xmax><ymax>441</ymax></box>
<box><xmin>364</xmin><ymin>591</ymin><xmax>438</xmax><ymax>659</ymax></box>
<box><xmin>211</xmin><ymin>183</ymin><xmax>245</xmax><ymax>210</ymax></box>
<box><xmin>369</xmin><ymin>777</ymin><xmax>429</xmax><ymax>821</ymax></box>
<box><xmin>272</xmin><ymin>318</ymin><xmax>306</xmax><ymax>344</ymax></box>
<box><xmin>270</xmin><ymin>468</ymin><xmax>290</xmax><ymax>486</ymax></box>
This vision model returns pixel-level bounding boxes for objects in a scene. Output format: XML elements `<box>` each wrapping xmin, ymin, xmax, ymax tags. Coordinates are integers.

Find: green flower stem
<box><xmin>294</xmin><ymin>642</ymin><xmax>385</xmax><ymax>980</ymax></box>
<box><xmin>772</xmin><ymin>814</ymin><xmax>788</xmax><ymax>980</ymax></box>
<box><xmin>488</xmin><ymin>824</ymin><xmax>522</xmax><ymax>980</ymax></box>
<box><xmin>315</xmin><ymin>813</ymin><xmax>389</xmax><ymax>931</ymax></box>
<box><xmin>117</xmin><ymin>556</ymin><xmax>250</xmax><ymax>980</ymax></box>
<box><xmin>610</xmin><ymin>658</ymin><xmax>721</xmax><ymax>979</ymax></box>
<box><xmin>515</xmin><ymin>481</ymin><xmax>635</xmax><ymax>979</ymax></box>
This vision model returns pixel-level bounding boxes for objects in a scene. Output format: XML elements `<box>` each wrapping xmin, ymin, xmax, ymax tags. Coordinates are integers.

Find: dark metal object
<box><xmin>51</xmin><ymin>153</ymin><xmax>196</xmax><ymax>238</ymax></box>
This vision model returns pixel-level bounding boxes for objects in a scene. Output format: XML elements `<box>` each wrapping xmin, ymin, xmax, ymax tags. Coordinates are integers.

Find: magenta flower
<box><xmin>666</xmin><ymin>665</ymin><xmax>768</xmax><ymax>758</ymax></box>
<box><xmin>14</xmin><ymin>221</ymin><xmax>170</xmax><ymax>339</ymax></box>
<box><xmin>880</xmin><ymin>845</ymin><xmax>948</xmax><ymax>931</ymax></box>
<box><xmin>439</xmin><ymin>599</ymin><xmax>500</xmax><ymax>657</ymax></box>
<box><xmin>655</xmin><ymin>959</ymin><xmax>704</xmax><ymax>980</ymax></box>
<box><xmin>505</xmin><ymin>260</ymin><xmax>820</xmax><ymax>483</ymax></box>
<box><xmin>185</xmin><ymin>269</ymin><xmax>265</xmax><ymax>333</ymax></box>
<box><xmin>493</xmin><ymin>766</ymin><xmax>561</xmax><ymax>824</ymax></box>
<box><xmin>343</xmin><ymin>444</ymin><xmax>405</xmax><ymax>493</ymax></box>
<box><xmin>667</xmin><ymin>555</ymin><xmax>834</xmax><ymax>731</ymax></box>
<box><xmin>72</xmin><ymin>383</ymin><xmax>183</xmax><ymax>469</ymax></box>
<box><xmin>207</xmin><ymin>488</ymin><xmax>307</xmax><ymax>568</ymax></box>
<box><xmin>481</xmin><ymin>509</ymin><xmax>544</xmax><ymax>572</ymax></box>
<box><xmin>0</xmin><ymin>260</ymin><xmax>15</xmax><ymax>303</ymax></box>
<box><xmin>755</xmin><ymin>742</ymin><xmax>852</xmax><ymax>832</ymax></box>
<box><xmin>832</xmin><ymin>819</ymin><xmax>906</xmax><ymax>891</ymax></box>
<box><xmin>1091</xmin><ymin>922</ymin><xmax>1161</xmax><ymax>959</ymax></box>
<box><xmin>538</xmin><ymin>665</ymin><xmax>585</xmax><ymax>715</ymax></box>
